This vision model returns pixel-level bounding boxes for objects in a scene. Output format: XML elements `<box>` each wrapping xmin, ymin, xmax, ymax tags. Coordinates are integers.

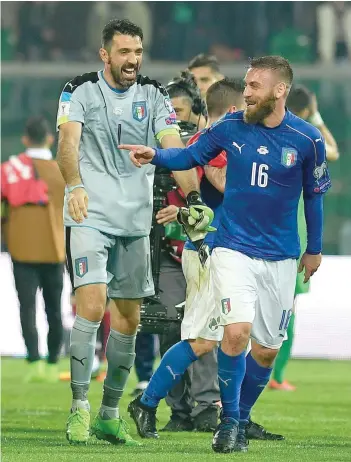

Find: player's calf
<box><xmin>128</xmin><ymin>339</ymin><xmax>216</xmax><ymax>438</ymax></box>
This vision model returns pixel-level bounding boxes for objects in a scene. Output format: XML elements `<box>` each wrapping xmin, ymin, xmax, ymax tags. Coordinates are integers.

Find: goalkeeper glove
<box><xmin>186</xmin><ymin>191</ymin><xmax>216</xmax><ymax>232</ymax></box>
<box><xmin>177</xmin><ymin>207</ymin><xmax>212</xmax><ymax>267</ymax></box>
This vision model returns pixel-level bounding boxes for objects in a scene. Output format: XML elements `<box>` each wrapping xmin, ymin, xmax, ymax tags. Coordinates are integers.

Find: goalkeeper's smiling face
<box><xmin>103</xmin><ymin>33</ymin><xmax>143</xmax><ymax>90</ymax></box>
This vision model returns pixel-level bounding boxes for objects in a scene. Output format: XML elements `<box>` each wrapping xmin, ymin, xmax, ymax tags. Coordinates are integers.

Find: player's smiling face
<box><xmin>243</xmin><ymin>68</ymin><xmax>278</xmax><ymax>124</ymax></box>
<box><xmin>104</xmin><ymin>33</ymin><xmax>143</xmax><ymax>89</ymax></box>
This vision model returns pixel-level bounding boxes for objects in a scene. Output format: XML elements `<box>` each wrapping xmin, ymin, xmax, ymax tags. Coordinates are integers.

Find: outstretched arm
<box><xmin>120</xmin><ymin>127</ymin><xmax>224</xmax><ymax>171</ymax></box>
<box><xmin>159</xmin><ymin>133</ymin><xmax>200</xmax><ymax>196</ymax></box>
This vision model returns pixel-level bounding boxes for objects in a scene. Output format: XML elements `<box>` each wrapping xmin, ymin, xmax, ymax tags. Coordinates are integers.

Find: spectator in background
<box><xmin>317</xmin><ymin>1</ymin><xmax>351</xmax><ymax>63</ymax></box>
<box><xmin>86</xmin><ymin>2</ymin><xmax>152</xmax><ymax>59</ymax></box>
<box><xmin>16</xmin><ymin>1</ymin><xmax>56</xmax><ymax>60</ymax></box>
<box><xmin>1</xmin><ymin>116</ymin><xmax>65</xmax><ymax>382</ymax></box>
<box><xmin>188</xmin><ymin>54</ymin><xmax>224</xmax><ymax>98</ymax></box>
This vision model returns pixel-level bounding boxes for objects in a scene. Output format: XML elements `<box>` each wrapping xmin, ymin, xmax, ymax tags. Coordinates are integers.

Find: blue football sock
<box><xmin>218</xmin><ymin>348</ymin><xmax>246</xmax><ymax>422</ymax></box>
<box><xmin>140</xmin><ymin>341</ymin><xmax>198</xmax><ymax>408</ymax></box>
<box><xmin>239</xmin><ymin>352</ymin><xmax>273</xmax><ymax>424</ymax></box>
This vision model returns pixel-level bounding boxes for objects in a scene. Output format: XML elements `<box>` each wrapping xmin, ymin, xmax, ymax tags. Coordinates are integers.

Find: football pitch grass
<box><xmin>2</xmin><ymin>358</ymin><xmax>351</xmax><ymax>461</ymax></box>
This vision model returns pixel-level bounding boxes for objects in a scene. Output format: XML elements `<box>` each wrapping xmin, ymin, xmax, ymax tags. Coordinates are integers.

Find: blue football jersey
<box><xmin>152</xmin><ymin>110</ymin><xmax>331</xmax><ymax>261</ymax></box>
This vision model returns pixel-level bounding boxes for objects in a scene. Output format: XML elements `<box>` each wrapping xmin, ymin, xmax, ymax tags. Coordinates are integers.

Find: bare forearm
<box><xmin>57</xmin><ymin>131</ymin><xmax>81</xmax><ymax>186</ymax></box>
<box><xmin>319</xmin><ymin>125</ymin><xmax>339</xmax><ymax>161</ymax></box>
<box><xmin>172</xmin><ymin>169</ymin><xmax>199</xmax><ymax>196</ymax></box>
<box><xmin>204</xmin><ymin>165</ymin><xmax>226</xmax><ymax>193</ymax></box>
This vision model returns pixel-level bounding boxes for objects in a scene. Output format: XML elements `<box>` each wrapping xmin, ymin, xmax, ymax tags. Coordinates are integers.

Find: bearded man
<box><xmin>56</xmin><ymin>18</ymin><xmax>213</xmax><ymax>446</ymax></box>
<box><xmin>119</xmin><ymin>55</ymin><xmax>331</xmax><ymax>454</ymax></box>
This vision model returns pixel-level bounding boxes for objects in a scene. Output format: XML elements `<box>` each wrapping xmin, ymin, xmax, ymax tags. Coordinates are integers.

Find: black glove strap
<box><xmin>186</xmin><ymin>190</ymin><xmax>202</xmax><ymax>206</ymax></box>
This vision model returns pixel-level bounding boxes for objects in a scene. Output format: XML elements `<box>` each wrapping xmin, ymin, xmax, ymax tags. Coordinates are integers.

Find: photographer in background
<box><xmin>135</xmin><ymin>71</ymin><xmax>220</xmax><ymax>432</ymax></box>
<box><xmin>133</xmin><ymin>72</ymin><xmax>208</xmax><ymax>399</ymax></box>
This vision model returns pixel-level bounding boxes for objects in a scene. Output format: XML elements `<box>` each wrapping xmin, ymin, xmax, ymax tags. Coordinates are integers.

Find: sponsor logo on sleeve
<box><xmin>164</xmin><ymin>97</ymin><xmax>174</xmax><ymax>113</ymax></box>
<box><xmin>313</xmin><ymin>161</ymin><xmax>327</xmax><ymax>180</ymax></box>
<box><xmin>165</xmin><ymin>112</ymin><xmax>177</xmax><ymax>125</ymax></box>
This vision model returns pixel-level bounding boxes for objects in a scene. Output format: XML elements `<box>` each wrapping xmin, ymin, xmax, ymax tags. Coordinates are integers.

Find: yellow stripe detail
<box><xmin>58</xmin><ymin>115</ymin><xmax>69</xmax><ymax>126</ymax></box>
<box><xmin>155</xmin><ymin>127</ymin><xmax>180</xmax><ymax>142</ymax></box>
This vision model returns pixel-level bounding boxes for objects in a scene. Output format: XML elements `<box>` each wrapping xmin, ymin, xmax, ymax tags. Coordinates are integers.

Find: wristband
<box><xmin>186</xmin><ymin>190</ymin><xmax>202</xmax><ymax>206</ymax></box>
<box><xmin>67</xmin><ymin>184</ymin><xmax>85</xmax><ymax>193</ymax></box>
<box><xmin>309</xmin><ymin>112</ymin><xmax>324</xmax><ymax>128</ymax></box>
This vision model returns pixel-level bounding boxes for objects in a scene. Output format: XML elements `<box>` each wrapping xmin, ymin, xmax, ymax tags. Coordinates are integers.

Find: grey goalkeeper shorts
<box><xmin>65</xmin><ymin>226</ymin><xmax>154</xmax><ymax>299</ymax></box>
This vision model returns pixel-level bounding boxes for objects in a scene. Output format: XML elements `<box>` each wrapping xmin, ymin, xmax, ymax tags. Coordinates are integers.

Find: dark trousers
<box><xmin>135</xmin><ymin>332</ymin><xmax>155</xmax><ymax>383</ymax></box>
<box><xmin>158</xmin><ymin>253</ymin><xmax>220</xmax><ymax>419</ymax></box>
<box><xmin>12</xmin><ymin>260</ymin><xmax>64</xmax><ymax>363</ymax></box>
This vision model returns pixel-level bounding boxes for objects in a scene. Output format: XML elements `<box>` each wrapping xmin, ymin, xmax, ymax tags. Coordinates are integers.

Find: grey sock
<box><xmin>70</xmin><ymin>315</ymin><xmax>100</xmax><ymax>402</ymax></box>
<box><xmin>100</xmin><ymin>329</ymin><xmax>136</xmax><ymax>419</ymax></box>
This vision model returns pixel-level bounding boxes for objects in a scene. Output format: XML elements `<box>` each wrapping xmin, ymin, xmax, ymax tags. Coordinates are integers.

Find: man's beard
<box><xmin>110</xmin><ymin>63</ymin><xmax>139</xmax><ymax>89</ymax></box>
<box><xmin>244</xmin><ymin>93</ymin><xmax>277</xmax><ymax>124</ymax></box>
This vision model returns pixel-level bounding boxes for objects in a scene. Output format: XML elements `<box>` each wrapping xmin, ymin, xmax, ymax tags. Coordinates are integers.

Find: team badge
<box><xmin>132</xmin><ymin>101</ymin><xmax>147</xmax><ymax>121</ymax></box>
<box><xmin>281</xmin><ymin>147</ymin><xmax>297</xmax><ymax>168</ymax></box>
<box><xmin>221</xmin><ymin>298</ymin><xmax>231</xmax><ymax>315</ymax></box>
<box><xmin>75</xmin><ymin>257</ymin><xmax>88</xmax><ymax>278</ymax></box>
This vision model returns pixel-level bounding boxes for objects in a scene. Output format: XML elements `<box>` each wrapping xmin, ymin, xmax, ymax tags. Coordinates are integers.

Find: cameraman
<box><xmin>155</xmin><ymin>71</ymin><xmax>220</xmax><ymax>432</ymax></box>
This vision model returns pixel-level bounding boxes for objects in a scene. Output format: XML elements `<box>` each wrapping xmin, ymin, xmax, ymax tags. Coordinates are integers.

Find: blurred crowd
<box><xmin>2</xmin><ymin>1</ymin><xmax>351</xmax><ymax>64</ymax></box>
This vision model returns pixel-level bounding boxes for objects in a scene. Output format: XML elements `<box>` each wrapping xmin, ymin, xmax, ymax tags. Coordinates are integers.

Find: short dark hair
<box><xmin>24</xmin><ymin>116</ymin><xmax>51</xmax><ymax>145</ymax></box>
<box><xmin>249</xmin><ymin>55</ymin><xmax>293</xmax><ymax>86</ymax></box>
<box><xmin>287</xmin><ymin>85</ymin><xmax>312</xmax><ymax>115</ymax></box>
<box><xmin>166</xmin><ymin>70</ymin><xmax>199</xmax><ymax>104</ymax></box>
<box><xmin>206</xmin><ymin>78</ymin><xmax>244</xmax><ymax>117</ymax></box>
<box><xmin>101</xmin><ymin>19</ymin><xmax>143</xmax><ymax>49</ymax></box>
<box><xmin>188</xmin><ymin>53</ymin><xmax>221</xmax><ymax>74</ymax></box>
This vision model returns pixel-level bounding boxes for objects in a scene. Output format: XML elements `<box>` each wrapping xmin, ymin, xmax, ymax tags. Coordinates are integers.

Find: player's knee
<box><xmin>110</xmin><ymin>299</ymin><xmax>141</xmax><ymax>334</ymax></box>
<box><xmin>189</xmin><ymin>339</ymin><xmax>217</xmax><ymax>357</ymax></box>
<box><xmin>222</xmin><ymin>323</ymin><xmax>251</xmax><ymax>354</ymax></box>
<box><xmin>75</xmin><ymin>285</ymin><xmax>106</xmax><ymax>322</ymax></box>
<box><xmin>251</xmin><ymin>343</ymin><xmax>278</xmax><ymax>368</ymax></box>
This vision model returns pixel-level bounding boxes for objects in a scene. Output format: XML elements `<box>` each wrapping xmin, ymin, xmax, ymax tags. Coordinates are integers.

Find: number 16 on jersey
<box><xmin>251</xmin><ymin>162</ymin><xmax>269</xmax><ymax>188</ymax></box>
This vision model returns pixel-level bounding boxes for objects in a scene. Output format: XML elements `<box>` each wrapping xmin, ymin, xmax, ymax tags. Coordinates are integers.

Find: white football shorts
<box><xmin>181</xmin><ymin>249</ymin><xmax>223</xmax><ymax>342</ymax></box>
<box><xmin>211</xmin><ymin>247</ymin><xmax>297</xmax><ymax>349</ymax></box>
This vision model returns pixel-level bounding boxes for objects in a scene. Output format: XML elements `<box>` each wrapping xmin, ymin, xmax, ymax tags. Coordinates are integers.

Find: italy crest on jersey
<box><xmin>221</xmin><ymin>298</ymin><xmax>231</xmax><ymax>315</ymax></box>
<box><xmin>75</xmin><ymin>257</ymin><xmax>88</xmax><ymax>278</ymax></box>
<box><xmin>281</xmin><ymin>147</ymin><xmax>297</xmax><ymax>168</ymax></box>
<box><xmin>132</xmin><ymin>101</ymin><xmax>147</xmax><ymax>122</ymax></box>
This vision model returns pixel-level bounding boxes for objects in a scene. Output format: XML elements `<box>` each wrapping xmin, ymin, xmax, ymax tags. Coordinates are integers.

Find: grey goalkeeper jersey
<box><xmin>57</xmin><ymin>70</ymin><xmax>179</xmax><ymax>236</ymax></box>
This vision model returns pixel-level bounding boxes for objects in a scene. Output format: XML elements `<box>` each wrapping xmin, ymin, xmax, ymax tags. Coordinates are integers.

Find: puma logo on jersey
<box><xmin>315</xmin><ymin>138</ymin><xmax>322</xmax><ymax>143</ymax></box>
<box><xmin>67</xmin><ymin>82</ymin><xmax>77</xmax><ymax>91</ymax></box>
<box><xmin>218</xmin><ymin>375</ymin><xmax>231</xmax><ymax>387</ymax></box>
<box><xmin>166</xmin><ymin>366</ymin><xmax>180</xmax><ymax>381</ymax></box>
<box><xmin>232</xmin><ymin>142</ymin><xmax>245</xmax><ymax>153</ymax></box>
